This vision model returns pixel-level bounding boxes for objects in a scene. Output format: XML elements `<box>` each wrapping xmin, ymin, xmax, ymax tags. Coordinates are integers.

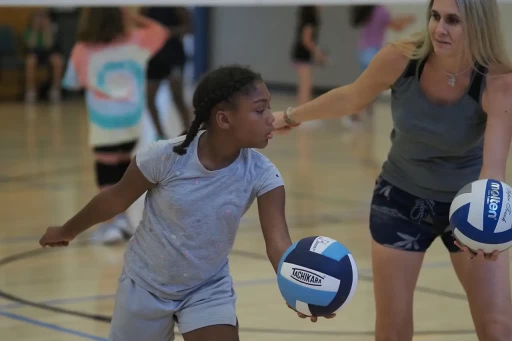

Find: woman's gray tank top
<box><xmin>380</xmin><ymin>57</ymin><xmax>488</xmax><ymax>202</ymax></box>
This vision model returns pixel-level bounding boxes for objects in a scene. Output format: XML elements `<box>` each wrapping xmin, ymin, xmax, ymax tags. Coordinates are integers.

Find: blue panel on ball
<box><xmin>294</xmin><ymin>236</ymin><xmax>350</xmax><ymax>262</ymax></box>
<box><xmin>321</xmin><ymin>242</ymin><xmax>350</xmax><ymax>261</ymax></box>
<box><xmin>278</xmin><ymin>241</ymin><xmax>298</xmax><ymax>274</ymax></box>
<box><xmin>483</xmin><ymin>179</ymin><xmax>502</xmax><ymax>233</ymax></box>
<box><xmin>452</xmin><ymin>202</ymin><xmax>512</xmax><ymax>244</ymax></box>
<box><xmin>295</xmin><ymin>236</ymin><xmax>320</xmax><ymax>251</ymax></box>
<box><xmin>285</xmin><ymin>248</ymin><xmax>348</xmax><ymax>280</ymax></box>
<box><xmin>278</xmin><ymin>275</ymin><xmax>337</xmax><ymax>306</ymax></box>
<box><xmin>308</xmin><ymin>256</ymin><xmax>354</xmax><ymax>316</ymax></box>
<box><xmin>277</xmin><ymin>275</ymin><xmax>300</xmax><ymax>309</ymax></box>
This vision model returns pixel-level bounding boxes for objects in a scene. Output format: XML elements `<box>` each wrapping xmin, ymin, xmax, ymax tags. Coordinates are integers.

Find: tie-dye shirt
<box><xmin>62</xmin><ymin>24</ymin><xmax>167</xmax><ymax>147</ymax></box>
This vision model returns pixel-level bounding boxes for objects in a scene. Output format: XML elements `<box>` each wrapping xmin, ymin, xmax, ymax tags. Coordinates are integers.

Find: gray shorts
<box><xmin>109</xmin><ymin>270</ymin><xmax>238</xmax><ymax>341</ymax></box>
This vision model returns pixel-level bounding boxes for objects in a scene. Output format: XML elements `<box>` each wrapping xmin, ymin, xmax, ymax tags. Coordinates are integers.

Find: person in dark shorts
<box><xmin>62</xmin><ymin>8</ymin><xmax>169</xmax><ymax>244</ymax></box>
<box><xmin>23</xmin><ymin>8</ymin><xmax>64</xmax><ymax>103</ymax></box>
<box><xmin>143</xmin><ymin>7</ymin><xmax>193</xmax><ymax>139</ymax></box>
<box><xmin>274</xmin><ymin>1</ymin><xmax>512</xmax><ymax>340</ymax></box>
<box><xmin>290</xmin><ymin>6</ymin><xmax>326</xmax><ymax>105</ymax></box>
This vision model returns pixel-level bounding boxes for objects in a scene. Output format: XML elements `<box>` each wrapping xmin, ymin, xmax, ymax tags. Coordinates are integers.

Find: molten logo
<box><xmin>291</xmin><ymin>268</ymin><xmax>324</xmax><ymax>286</ymax></box>
<box><xmin>487</xmin><ymin>182</ymin><xmax>501</xmax><ymax>221</ymax></box>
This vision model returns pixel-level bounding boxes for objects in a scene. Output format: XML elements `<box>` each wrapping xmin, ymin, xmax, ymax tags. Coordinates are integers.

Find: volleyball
<box><xmin>449</xmin><ymin>179</ymin><xmax>512</xmax><ymax>253</ymax></box>
<box><xmin>277</xmin><ymin>236</ymin><xmax>358</xmax><ymax>317</ymax></box>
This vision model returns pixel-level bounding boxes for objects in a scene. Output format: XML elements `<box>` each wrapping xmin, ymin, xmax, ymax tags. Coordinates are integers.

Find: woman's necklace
<box><xmin>444</xmin><ymin>65</ymin><xmax>472</xmax><ymax>87</ymax></box>
<box><xmin>430</xmin><ymin>53</ymin><xmax>472</xmax><ymax>87</ymax></box>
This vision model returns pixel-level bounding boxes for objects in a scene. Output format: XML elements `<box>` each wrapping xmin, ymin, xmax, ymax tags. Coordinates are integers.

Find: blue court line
<box><xmin>0</xmin><ymin>235</ymin><xmax>38</xmax><ymax>244</ymax></box>
<box><xmin>0</xmin><ymin>278</ymin><xmax>278</xmax><ymax>310</ymax></box>
<box><xmin>0</xmin><ymin>310</ymin><xmax>108</xmax><ymax>341</ymax></box>
<box><xmin>0</xmin><ymin>264</ymin><xmax>451</xmax><ymax>311</ymax></box>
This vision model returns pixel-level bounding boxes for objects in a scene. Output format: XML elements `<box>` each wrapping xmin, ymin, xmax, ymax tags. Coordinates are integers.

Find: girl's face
<box><xmin>216</xmin><ymin>81</ymin><xmax>275</xmax><ymax>150</ymax></box>
<box><xmin>33</xmin><ymin>10</ymin><xmax>50</xmax><ymax>29</ymax></box>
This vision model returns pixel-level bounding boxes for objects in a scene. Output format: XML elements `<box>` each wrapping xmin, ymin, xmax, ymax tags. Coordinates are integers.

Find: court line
<box><xmin>0</xmin><ymin>308</ymin><xmax>475</xmax><ymax>339</ymax></box>
<box><xmin>0</xmin><ymin>310</ymin><xmax>108</xmax><ymax>341</ymax></box>
<box><xmin>0</xmin><ymin>278</ymin><xmax>277</xmax><ymax>311</ymax></box>
<box><xmin>0</xmin><ymin>294</ymin><xmax>116</xmax><ymax>311</ymax></box>
<box><xmin>0</xmin><ymin>208</ymin><xmax>369</xmax><ymax>245</ymax></box>
<box><xmin>0</xmin><ymin>240</ymin><xmax>474</xmax><ymax>339</ymax></box>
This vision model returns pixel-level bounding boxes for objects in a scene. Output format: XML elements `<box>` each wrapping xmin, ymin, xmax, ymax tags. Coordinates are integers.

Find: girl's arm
<box><xmin>24</xmin><ymin>29</ymin><xmax>37</xmax><ymax>49</ymax></box>
<box><xmin>257</xmin><ymin>186</ymin><xmax>293</xmax><ymax>272</ymax></box>
<box><xmin>257</xmin><ymin>185</ymin><xmax>335</xmax><ymax>322</ymax></box>
<box><xmin>301</xmin><ymin>24</ymin><xmax>324</xmax><ymax>64</ymax></box>
<box><xmin>40</xmin><ymin>159</ymin><xmax>154</xmax><ymax>246</ymax></box>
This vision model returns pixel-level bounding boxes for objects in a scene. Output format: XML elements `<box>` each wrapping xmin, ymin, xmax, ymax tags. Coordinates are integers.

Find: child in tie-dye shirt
<box><xmin>62</xmin><ymin>8</ymin><xmax>169</xmax><ymax>244</ymax></box>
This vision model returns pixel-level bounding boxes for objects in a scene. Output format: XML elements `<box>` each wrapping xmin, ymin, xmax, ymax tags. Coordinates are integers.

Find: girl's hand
<box><xmin>286</xmin><ymin>303</ymin><xmax>336</xmax><ymax>322</ymax></box>
<box><xmin>39</xmin><ymin>226</ymin><xmax>75</xmax><ymax>248</ymax></box>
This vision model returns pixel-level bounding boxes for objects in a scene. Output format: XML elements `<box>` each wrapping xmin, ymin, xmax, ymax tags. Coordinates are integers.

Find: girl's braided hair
<box><xmin>173</xmin><ymin>64</ymin><xmax>262</xmax><ymax>155</ymax></box>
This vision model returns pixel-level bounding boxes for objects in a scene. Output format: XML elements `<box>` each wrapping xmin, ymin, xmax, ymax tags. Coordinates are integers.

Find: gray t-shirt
<box><xmin>123</xmin><ymin>131</ymin><xmax>284</xmax><ymax>300</ymax></box>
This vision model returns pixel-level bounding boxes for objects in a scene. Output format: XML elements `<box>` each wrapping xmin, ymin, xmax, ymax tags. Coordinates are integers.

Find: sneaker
<box><xmin>90</xmin><ymin>222</ymin><xmax>125</xmax><ymax>245</ymax></box>
<box><xmin>25</xmin><ymin>90</ymin><xmax>36</xmax><ymax>104</ymax></box>
<box><xmin>49</xmin><ymin>88</ymin><xmax>61</xmax><ymax>103</ymax></box>
<box><xmin>114</xmin><ymin>213</ymin><xmax>134</xmax><ymax>239</ymax></box>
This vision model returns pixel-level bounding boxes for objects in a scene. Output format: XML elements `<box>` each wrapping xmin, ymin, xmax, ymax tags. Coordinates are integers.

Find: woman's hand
<box><xmin>454</xmin><ymin>240</ymin><xmax>500</xmax><ymax>261</ymax></box>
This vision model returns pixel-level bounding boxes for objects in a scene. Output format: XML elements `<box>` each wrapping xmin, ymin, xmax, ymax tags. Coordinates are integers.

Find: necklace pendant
<box><xmin>448</xmin><ymin>76</ymin><xmax>456</xmax><ymax>87</ymax></box>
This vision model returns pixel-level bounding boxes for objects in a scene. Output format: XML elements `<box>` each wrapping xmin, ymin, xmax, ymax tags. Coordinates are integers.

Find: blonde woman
<box><xmin>273</xmin><ymin>0</ymin><xmax>512</xmax><ymax>340</ymax></box>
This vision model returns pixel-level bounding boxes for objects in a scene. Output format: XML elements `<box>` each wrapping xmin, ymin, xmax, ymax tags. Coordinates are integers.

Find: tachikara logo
<box><xmin>291</xmin><ymin>268</ymin><xmax>324</xmax><ymax>286</ymax></box>
<box><xmin>487</xmin><ymin>181</ymin><xmax>501</xmax><ymax>220</ymax></box>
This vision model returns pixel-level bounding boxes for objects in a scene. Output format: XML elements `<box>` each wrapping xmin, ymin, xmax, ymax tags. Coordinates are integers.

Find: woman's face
<box><xmin>428</xmin><ymin>0</ymin><xmax>464</xmax><ymax>58</ymax></box>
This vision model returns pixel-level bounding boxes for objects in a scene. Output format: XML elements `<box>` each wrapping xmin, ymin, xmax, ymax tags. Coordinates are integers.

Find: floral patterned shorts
<box><xmin>369</xmin><ymin>176</ymin><xmax>461</xmax><ymax>253</ymax></box>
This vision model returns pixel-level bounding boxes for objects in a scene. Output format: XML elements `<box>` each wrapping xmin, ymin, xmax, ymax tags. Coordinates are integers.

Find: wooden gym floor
<box><xmin>0</xmin><ymin>87</ymin><xmax>511</xmax><ymax>341</ymax></box>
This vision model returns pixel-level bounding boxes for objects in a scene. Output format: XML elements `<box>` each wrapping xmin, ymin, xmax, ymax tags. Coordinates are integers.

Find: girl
<box><xmin>40</xmin><ymin>65</ymin><xmax>331</xmax><ymax>341</ymax></box>
<box><xmin>290</xmin><ymin>6</ymin><xmax>326</xmax><ymax>106</ymax></box>
<box><xmin>143</xmin><ymin>6</ymin><xmax>193</xmax><ymax>140</ymax></box>
<box><xmin>342</xmin><ymin>5</ymin><xmax>414</xmax><ymax>127</ymax></box>
<box><xmin>61</xmin><ymin>8</ymin><xmax>169</xmax><ymax>244</ymax></box>
<box><xmin>274</xmin><ymin>0</ymin><xmax>512</xmax><ymax>340</ymax></box>
<box><xmin>24</xmin><ymin>8</ymin><xmax>64</xmax><ymax>103</ymax></box>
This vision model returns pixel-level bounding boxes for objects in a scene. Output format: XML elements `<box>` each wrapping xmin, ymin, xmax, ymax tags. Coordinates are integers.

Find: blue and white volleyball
<box><xmin>277</xmin><ymin>236</ymin><xmax>358</xmax><ymax>317</ymax></box>
<box><xmin>449</xmin><ymin>179</ymin><xmax>512</xmax><ymax>253</ymax></box>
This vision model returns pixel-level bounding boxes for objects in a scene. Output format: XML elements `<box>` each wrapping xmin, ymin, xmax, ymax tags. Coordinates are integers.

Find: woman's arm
<box><xmin>273</xmin><ymin>44</ymin><xmax>409</xmax><ymax>128</ymax></box>
<box><xmin>480</xmin><ymin>72</ymin><xmax>512</xmax><ymax>182</ymax></box>
<box><xmin>456</xmin><ymin>70</ymin><xmax>512</xmax><ymax>260</ymax></box>
<box><xmin>257</xmin><ymin>186</ymin><xmax>293</xmax><ymax>272</ymax></box>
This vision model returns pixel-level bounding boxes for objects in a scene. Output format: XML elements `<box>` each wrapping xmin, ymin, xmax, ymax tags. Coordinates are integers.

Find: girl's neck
<box><xmin>197</xmin><ymin>130</ymin><xmax>240</xmax><ymax>171</ymax></box>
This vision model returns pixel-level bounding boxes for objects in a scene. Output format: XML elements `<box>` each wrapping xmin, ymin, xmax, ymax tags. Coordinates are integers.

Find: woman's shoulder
<box><xmin>484</xmin><ymin>63</ymin><xmax>512</xmax><ymax>91</ymax></box>
<box><xmin>379</xmin><ymin>42</ymin><xmax>412</xmax><ymax>65</ymax></box>
<box><xmin>363</xmin><ymin>43</ymin><xmax>412</xmax><ymax>86</ymax></box>
<box><xmin>481</xmin><ymin>63</ymin><xmax>512</xmax><ymax>113</ymax></box>
<box><xmin>486</xmin><ymin>63</ymin><xmax>512</xmax><ymax>79</ymax></box>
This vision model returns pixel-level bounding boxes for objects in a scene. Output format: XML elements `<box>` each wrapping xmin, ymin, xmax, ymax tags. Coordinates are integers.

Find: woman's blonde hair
<box><xmin>391</xmin><ymin>0</ymin><xmax>511</xmax><ymax>69</ymax></box>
